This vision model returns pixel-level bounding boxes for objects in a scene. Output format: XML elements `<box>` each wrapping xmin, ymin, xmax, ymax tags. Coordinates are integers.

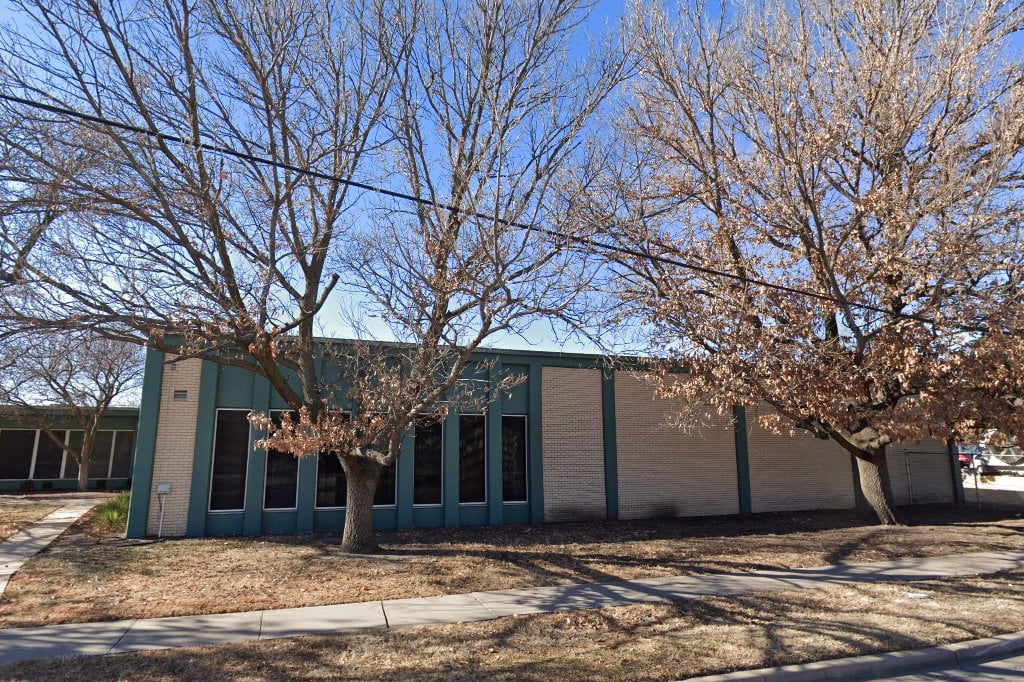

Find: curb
<box><xmin>684</xmin><ymin>631</ymin><xmax>1024</xmax><ymax>681</ymax></box>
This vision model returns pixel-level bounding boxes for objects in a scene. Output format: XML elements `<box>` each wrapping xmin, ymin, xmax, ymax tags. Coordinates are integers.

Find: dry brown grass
<box><xmin>3</xmin><ymin>569</ymin><xmax>1023</xmax><ymax>681</ymax></box>
<box><xmin>1</xmin><ymin>506</ymin><xmax>1023</xmax><ymax>629</ymax></box>
<box><xmin>0</xmin><ymin>505</ymin><xmax>59</xmax><ymax>542</ymax></box>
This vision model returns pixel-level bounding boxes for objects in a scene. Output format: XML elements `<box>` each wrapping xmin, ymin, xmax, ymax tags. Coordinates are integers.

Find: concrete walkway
<box><xmin>0</xmin><ymin>548</ymin><xmax>1022</xmax><ymax>667</ymax></box>
<box><xmin>0</xmin><ymin>499</ymin><xmax>99</xmax><ymax>597</ymax></box>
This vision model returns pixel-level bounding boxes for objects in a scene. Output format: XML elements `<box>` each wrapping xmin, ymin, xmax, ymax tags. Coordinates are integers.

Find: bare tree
<box><xmin>0</xmin><ymin>0</ymin><xmax>622</xmax><ymax>550</ymax></box>
<box><xmin>590</xmin><ymin>0</ymin><xmax>1024</xmax><ymax>523</ymax></box>
<box><xmin>258</xmin><ymin>0</ymin><xmax>625</xmax><ymax>552</ymax></box>
<box><xmin>0</xmin><ymin>331</ymin><xmax>142</xmax><ymax>491</ymax></box>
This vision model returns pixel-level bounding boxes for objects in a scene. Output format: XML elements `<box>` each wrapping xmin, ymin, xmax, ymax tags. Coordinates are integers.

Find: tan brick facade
<box><xmin>146</xmin><ymin>357</ymin><xmax>202</xmax><ymax>536</ymax></box>
<box><xmin>745</xmin><ymin>404</ymin><xmax>856</xmax><ymax>513</ymax></box>
<box><xmin>541</xmin><ymin>367</ymin><xmax>606</xmax><ymax>521</ymax></box>
<box><xmin>886</xmin><ymin>440</ymin><xmax>954</xmax><ymax>505</ymax></box>
<box><xmin>614</xmin><ymin>374</ymin><xmax>739</xmax><ymax>520</ymax></box>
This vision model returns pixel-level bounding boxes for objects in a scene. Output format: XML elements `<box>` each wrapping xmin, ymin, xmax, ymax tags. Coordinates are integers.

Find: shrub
<box><xmin>18</xmin><ymin>480</ymin><xmax>33</xmax><ymax>492</ymax></box>
<box><xmin>93</xmin><ymin>490</ymin><xmax>131</xmax><ymax>534</ymax></box>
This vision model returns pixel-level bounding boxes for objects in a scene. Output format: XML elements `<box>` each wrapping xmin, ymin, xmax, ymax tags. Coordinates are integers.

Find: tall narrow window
<box><xmin>0</xmin><ymin>430</ymin><xmax>35</xmax><ymax>479</ymax></box>
<box><xmin>209</xmin><ymin>410</ymin><xmax>250</xmax><ymax>511</ymax></box>
<box><xmin>64</xmin><ymin>431</ymin><xmax>84</xmax><ymax>480</ymax></box>
<box><xmin>264</xmin><ymin>449</ymin><xmax>298</xmax><ymax>510</ymax></box>
<box><xmin>414</xmin><ymin>419</ymin><xmax>443</xmax><ymax>505</ymax></box>
<box><xmin>502</xmin><ymin>415</ymin><xmax>528</xmax><ymax>502</ymax></box>
<box><xmin>316</xmin><ymin>452</ymin><xmax>346</xmax><ymax>508</ymax></box>
<box><xmin>459</xmin><ymin>415</ymin><xmax>486</xmax><ymax>503</ymax></box>
<box><xmin>110</xmin><ymin>431</ymin><xmax>134</xmax><ymax>478</ymax></box>
<box><xmin>33</xmin><ymin>431</ymin><xmax>66</xmax><ymax>480</ymax></box>
<box><xmin>315</xmin><ymin>453</ymin><xmax>397</xmax><ymax>508</ymax></box>
<box><xmin>263</xmin><ymin>412</ymin><xmax>299</xmax><ymax>510</ymax></box>
<box><xmin>89</xmin><ymin>431</ymin><xmax>114</xmax><ymax>479</ymax></box>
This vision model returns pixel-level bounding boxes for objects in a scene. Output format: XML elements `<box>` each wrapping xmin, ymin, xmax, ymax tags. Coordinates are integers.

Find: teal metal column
<box><xmin>487</xmin><ymin>359</ymin><xmax>504</xmax><ymax>526</ymax></box>
<box><xmin>243</xmin><ymin>378</ymin><xmax>270</xmax><ymax>536</ymax></box>
<box><xmin>442</xmin><ymin>409</ymin><xmax>460</xmax><ymax>527</ymax></box>
<box><xmin>948</xmin><ymin>440</ymin><xmax>965</xmax><ymax>504</ymax></box>
<box><xmin>186</xmin><ymin>361</ymin><xmax>219</xmax><ymax>537</ymax></box>
<box><xmin>851</xmin><ymin>455</ymin><xmax>865</xmax><ymax>509</ymax></box>
<box><xmin>733</xmin><ymin>405</ymin><xmax>752</xmax><ymax>514</ymax></box>
<box><xmin>601</xmin><ymin>367</ymin><xmax>619</xmax><ymax>521</ymax></box>
<box><xmin>296</xmin><ymin>454</ymin><xmax>316</xmax><ymax>533</ymax></box>
<box><xmin>396</xmin><ymin>429</ymin><xmax>415</xmax><ymax>529</ymax></box>
<box><xmin>527</xmin><ymin>360</ymin><xmax>544</xmax><ymax>524</ymax></box>
<box><xmin>126</xmin><ymin>347</ymin><xmax>165</xmax><ymax>539</ymax></box>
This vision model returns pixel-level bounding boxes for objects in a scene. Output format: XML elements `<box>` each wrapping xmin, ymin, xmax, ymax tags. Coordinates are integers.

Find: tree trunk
<box><xmin>855</xmin><ymin>449</ymin><xmax>899</xmax><ymax>525</ymax></box>
<box><xmin>76</xmin><ymin>439</ymin><xmax>92</xmax><ymax>492</ymax></box>
<box><xmin>340</xmin><ymin>454</ymin><xmax>382</xmax><ymax>553</ymax></box>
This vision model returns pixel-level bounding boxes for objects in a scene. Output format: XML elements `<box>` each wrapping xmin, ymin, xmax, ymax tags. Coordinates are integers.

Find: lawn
<box><xmin>3</xmin><ymin>569</ymin><xmax>1022</xmax><ymax>681</ymax></box>
<box><xmin>0</xmin><ymin>504</ymin><xmax>59</xmax><ymax>542</ymax></box>
<box><xmin>1</xmin><ymin>506</ymin><xmax>1023</xmax><ymax>628</ymax></box>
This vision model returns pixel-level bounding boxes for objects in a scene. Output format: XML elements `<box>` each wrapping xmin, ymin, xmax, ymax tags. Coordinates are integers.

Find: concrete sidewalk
<box><xmin>0</xmin><ymin>499</ymin><xmax>99</xmax><ymax>597</ymax></box>
<box><xmin>0</xmin><ymin>548</ymin><xmax>1022</xmax><ymax>667</ymax></box>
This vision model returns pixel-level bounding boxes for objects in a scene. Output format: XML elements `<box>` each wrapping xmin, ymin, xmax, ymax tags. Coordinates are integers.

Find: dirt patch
<box><xmin>0</xmin><ymin>506</ymin><xmax>1022</xmax><ymax>628</ymax></box>
<box><xmin>3</xmin><ymin>569</ymin><xmax>1022</xmax><ymax>681</ymax></box>
<box><xmin>0</xmin><ymin>505</ymin><xmax>60</xmax><ymax>542</ymax></box>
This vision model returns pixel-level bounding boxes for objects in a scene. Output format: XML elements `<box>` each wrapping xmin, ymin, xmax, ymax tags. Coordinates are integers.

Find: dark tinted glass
<box><xmin>316</xmin><ymin>453</ymin><xmax>396</xmax><ymax>507</ymax></box>
<box><xmin>502</xmin><ymin>416</ymin><xmax>528</xmax><ymax>502</ymax></box>
<box><xmin>209</xmin><ymin>410</ymin><xmax>250</xmax><ymax>511</ymax></box>
<box><xmin>263</xmin><ymin>412</ymin><xmax>299</xmax><ymax>509</ymax></box>
<box><xmin>89</xmin><ymin>431</ymin><xmax>114</xmax><ymax>478</ymax></box>
<box><xmin>0</xmin><ymin>430</ymin><xmax>35</xmax><ymax>479</ymax></box>
<box><xmin>33</xmin><ymin>431</ymin><xmax>66</xmax><ymax>479</ymax></box>
<box><xmin>459</xmin><ymin>415</ymin><xmax>486</xmax><ymax>503</ymax></box>
<box><xmin>110</xmin><ymin>431</ymin><xmax>134</xmax><ymax>478</ymax></box>
<box><xmin>64</xmin><ymin>431</ymin><xmax>84</xmax><ymax>480</ymax></box>
<box><xmin>413</xmin><ymin>420</ymin><xmax>443</xmax><ymax>505</ymax></box>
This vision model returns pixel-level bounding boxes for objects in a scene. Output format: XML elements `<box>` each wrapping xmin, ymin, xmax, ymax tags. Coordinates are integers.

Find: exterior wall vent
<box><xmin>172</xmin><ymin>389</ymin><xmax>188</xmax><ymax>401</ymax></box>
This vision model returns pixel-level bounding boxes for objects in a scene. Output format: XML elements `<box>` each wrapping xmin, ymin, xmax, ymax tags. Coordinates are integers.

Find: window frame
<box><xmin>261</xmin><ymin>410</ymin><xmax>301</xmax><ymax>512</ymax></box>
<box><xmin>412</xmin><ymin>417</ymin><xmax>444</xmax><ymax>508</ymax></box>
<box><xmin>501</xmin><ymin>413</ymin><xmax>530</xmax><ymax>504</ymax></box>
<box><xmin>207</xmin><ymin>408</ymin><xmax>252</xmax><ymax>514</ymax></box>
<box><xmin>0</xmin><ymin>428</ymin><xmax>40</xmax><ymax>480</ymax></box>
<box><xmin>457</xmin><ymin>413</ymin><xmax>487</xmax><ymax>506</ymax></box>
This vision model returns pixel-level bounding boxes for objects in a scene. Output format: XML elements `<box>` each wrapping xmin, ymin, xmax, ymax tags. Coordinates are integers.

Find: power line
<box><xmin>0</xmin><ymin>92</ymin><xmax>998</xmax><ymax>334</ymax></box>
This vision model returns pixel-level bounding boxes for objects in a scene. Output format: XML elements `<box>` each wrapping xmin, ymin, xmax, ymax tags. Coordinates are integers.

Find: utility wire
<box><xmin>0</xmin><ymin>92</ymin><xmax>1000</xmax><ymax>334</ymax></box>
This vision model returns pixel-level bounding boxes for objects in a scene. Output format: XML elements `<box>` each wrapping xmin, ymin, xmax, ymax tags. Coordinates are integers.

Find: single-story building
<box><xmin>0</xmin><ymin>407</ymin><xmax>138</xmax><ymax>491</ymax></box>
<box><xmin>124</xmin><ymin>345</ymin><xmax>965</xmax><ymax>539</ymax></box>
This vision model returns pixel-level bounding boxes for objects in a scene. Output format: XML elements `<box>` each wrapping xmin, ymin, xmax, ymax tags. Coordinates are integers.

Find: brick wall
<box><xmin>146</xmin><ymin>357</ymin><xmax>202</xmax><ymax>536</ymax></box>
<box><xmin>886</xmin><ymin>440</ymin><xmax>954</xmax><ymax>505</ymax></box>
<box><xmin>745</xmin><ymin>404</ymin><xmax>856</xmax><ymax>513</ymax></box>
<box><xmin>541</xmin><ymin>367</ymin><xmax>606</xmax><ymax>521</ymax></box>
<box><xmin>614</xmin><ymin>373</ymin><xmax>739</xmax><ymax>520</ymax></box>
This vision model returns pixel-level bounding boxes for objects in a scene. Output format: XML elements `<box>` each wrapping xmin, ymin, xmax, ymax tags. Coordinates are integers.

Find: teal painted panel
<box><xmin>313</xmin><ymin>509</ymin><xmax>345</xmax><ymax>533</ymax></box>
<box><xmin>206</xmin><ymin>513</ymin><xmax>245</xmax><ymax>537</ymax></box>
<box><xmin>261</xmin><ymin>511</ymin><xmax>298</xmax><ymax>534</ymax></box>
<box><xmin>527</xmin><ymin>360</ymin><xmax>544</xmax><ymax>524</ymax></box>
<box><xmin>733</xmin><ymin>405</ymin><xmax>752</xmax><ymax>515</ymax></box>
<box><xmin>501</xmin><ymin>365</ymin><xmax>530</xmax><ymax>413</ymax></box>
<box><xmin>412</xmin><ymin>506</ymin><xmax>444</xmax><ymax>527</ymax></box>
<box><xmin>295</xmin><ymin>455</ymin><xmax>316</xmax><ymax>533</ymax></box>
<box><xmin>442</xmin><ymin>410</ymin><xmax>460</xmax><ymax>527</ymax></box>
<box><xmin>487</xmin><ymin>360</ymin><xmax>503</xmax><ymax>526</ymax></box>
<box><xmin>186</xmin><ymin>361</ymin><xmax>219</xmax><ymax>537</ymax></box>
<box><xmin>502</xmin><ymin>504</ymin><xmax>530</xmax><ymax>524</ymax></box>
<box><xmin>126</xmin><ymin>348</ymin><xmax>165</xmax><ymax>539</ymax></box>
<box><xmin>215</xmin><ymin>365</ymin><xmax>255</xmax><ymax>408</ymax></box>
<box><xmin>459</xmin><ymin>505</ymin><xmax>488</xmax><ymax>526</ymax></box>
<box><xmin>601</xmin><ymin>368</ymin><xmax>618</xmax><ymax>521</ymax></box>
<box><xmin>396</xmin><ymin>431</ymin><xmax>415</xmax><ymax>529</ymax></box>
<box><xmin>0</xmin><ymin>413</ymin><xmax>137</xmax><ymax>431</ymax></box>
<box><xmin>0</xmin><ymin>479</ymin><xmax>130</xmax><ymax>492</ymax></box>
<box><xmin>312</xmin><ymin>507</ymin><xmax>400</xmax><ymax>533</ymax></box>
